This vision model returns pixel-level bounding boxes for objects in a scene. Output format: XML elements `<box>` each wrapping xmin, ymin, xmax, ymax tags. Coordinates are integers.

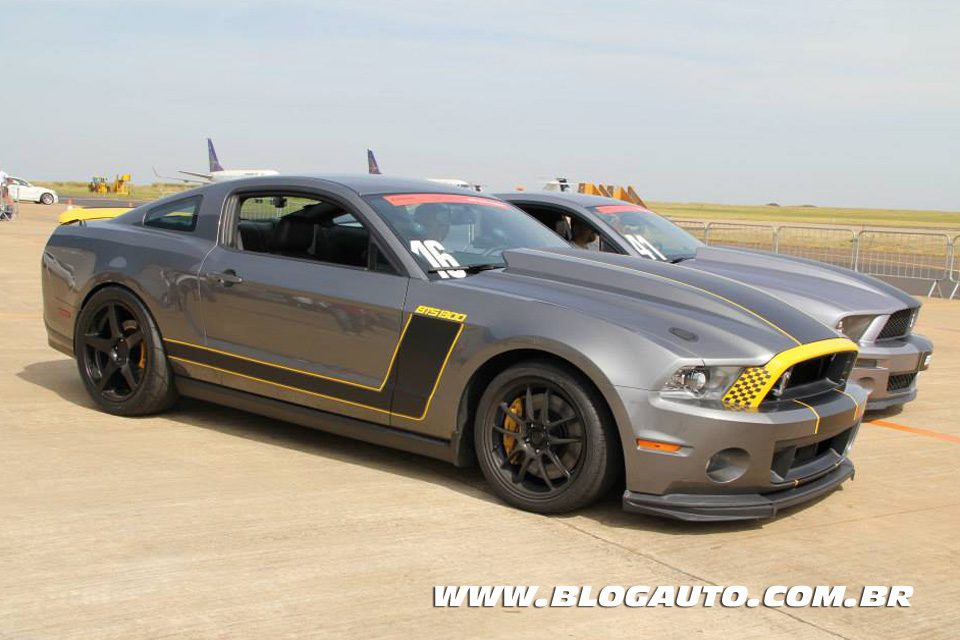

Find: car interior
<box><xmin>236</xmin><ymin>195</ymin><xmax>393</xmax><ymax>272</ymax></box>
<box><xmin>513</xmin><ymin>203</ymin><xmax>617</xmax><ymax>252</ymax></box>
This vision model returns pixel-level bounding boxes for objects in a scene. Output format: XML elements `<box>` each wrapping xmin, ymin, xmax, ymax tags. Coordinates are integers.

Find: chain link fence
<box><xmin>667</xmin><ymin>220</ymin><xmax>960</xmax><ymax>299</ymax></box>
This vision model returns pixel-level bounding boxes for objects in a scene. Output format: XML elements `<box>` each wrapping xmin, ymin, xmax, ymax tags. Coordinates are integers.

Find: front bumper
<box><xmin>624</xmin><ymin>458</ymin><xmax>855</xmax><ymax>522</ymax></box>
<box><xmin>852</xmin><ymin>333</ymin><xmax>932</xmax><ymax>410</ymax></box>
<box><xmin>613</xmin><ymin>383</ymin><xmax>867</xmax><ymax>521</ymax></box>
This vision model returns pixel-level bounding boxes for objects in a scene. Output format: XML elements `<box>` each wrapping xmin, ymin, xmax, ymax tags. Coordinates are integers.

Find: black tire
<box><xmin>473</xmin><ymin>360</ymin><xmax>619</xmax><ymax>514</ymax></box>
<box><xmin>74</xmin><ymin>287</ymin><xmax>178</xmax><ymax>416</ymax></box>
<box><xmin>40</xmin><ymin>192</ymin><xmax>55</xmax><ymax>205</ymax></box>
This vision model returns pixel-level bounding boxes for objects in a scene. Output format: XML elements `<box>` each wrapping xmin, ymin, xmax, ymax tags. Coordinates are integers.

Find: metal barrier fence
<box><xmin>705</xmin><ymin>222</ymin><xmax>775</xmax><ymax>251</ymax></box>
<box><xmin>673</xmin><ymin>220</ymin><xmax>707</xmax><ymax>242</ymax></box>
<box><xmin>668</xmin><ymin>220</ymin><xmax>960</xmax><ymax>299</ymax></box>
<box><xmin>777</xmin><ymin>225</ymin><xmax>857</xmax><ymax>269</ymax></box>
<box><xmin>952</xmin><ymin>235</ymin><xmax>960</xmax><ymax>300</ymax></box>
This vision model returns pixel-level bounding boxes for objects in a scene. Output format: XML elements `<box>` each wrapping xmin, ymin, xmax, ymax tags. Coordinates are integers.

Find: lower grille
<box><xmin>877</xmin><ymin>308</ymin><xmax>915</xmax><ymax>341</ymax></box>
<box><xmin>770</xmin><ymin>428</ymin><xmax>853</xmax><ymax>483</ymax></box>
<box><xmin>887</xmin><ymin>372</ymin><xmax>917</xmax><ymax>392</ymax></box>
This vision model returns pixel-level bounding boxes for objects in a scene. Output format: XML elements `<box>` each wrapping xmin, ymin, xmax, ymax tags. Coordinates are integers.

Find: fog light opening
<box><xmin>706</xmin><ymin>448</ymin><xmax>750</xmax><ymax>483</ymax></box>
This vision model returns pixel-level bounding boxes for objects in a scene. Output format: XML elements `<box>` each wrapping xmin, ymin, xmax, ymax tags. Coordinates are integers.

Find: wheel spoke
<box><xmin>542</xmin><ymin>389</ymin><xmax>551</xmax><ymax>424</ymax></box>
<box><xmin>499</xmin><ymin>444</ymin><xmax>523</xmax><ymax>469</ymax></box>
<box><xmin>83</xmin><ymin>333</ymin><xmax>114</xmax><ymax>354</ymax></box>
<box><xmin>120</xmin><ymin>363</ymin><xmax>137</xmax><ymax>390</ymax></box>
<box><xmin>514</xmin><ymin>454</ymin><xmax>532</xmax><ymax>484</ymax></box>
<box><xmin>537</xmin><ymin>455</ymin><xmax>555</xmax><ymax>490</ymax></box>
<box><xmin>125</xmin><ymin>330</ymin><xmax>143</xmax><ymax>348</ymax></box>
<box><xmin>492</xmin><ymin>424</ymin><xmax>522</xmax><ymax>438</ymax></box>
<box><xmin>546</xmin><ymin>448</ymin><xmax>571</xmax><ymax>479</ymax></box>
<box><xmin>546</xmin><ymin>414</ymin><xmax>577</xmax><ymax>430</ymax></box>
<box><xmin>498</xmin><ymin>402</ymin><xmax>527</xmax><ymax>428</ymax></box>
<box><xmin>524</xmin><ymin>386</ymin><xmax>535</xmax><ymax>422</ymax></box>
<box><xmin>106</xmin><ymin>304</ymin><xmax>121</xmax><ymax>339</ymax></box>
<box><xmin>548</xmin><ymin>435</ymin><xmax>582</xmax><ymax>446</ymax></box>
<box><xmin>97</xmin><ymin>362</ymin><xmax>119</xmax><ymax>390</ymax></box>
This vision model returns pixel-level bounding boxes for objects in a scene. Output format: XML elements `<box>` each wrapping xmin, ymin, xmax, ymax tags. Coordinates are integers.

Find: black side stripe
<box><xmin>165</xmin><ymin>314</ymin><xmax>464</xmax><ymax>420</ymax></box>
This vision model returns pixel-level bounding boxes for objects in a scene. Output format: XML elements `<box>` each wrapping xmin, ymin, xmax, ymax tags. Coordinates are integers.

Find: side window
<box><xmin>235</xmin><ymin>192</ymin><xmax>393</xmax><ymax>272</ymax></box>
<box><xmin>144</xmin><ymin>196</ymin><xmax>201</xmax><ymax>232</ymax></box>
<box><xmin>567</xmin><ymin>214</ymin><xmax>603</xmax><ymax>252</ymax></box>
<box><xmin>599</xmin><ymin>236</ymin><xmax>621</xmax><ymax>253</ymax></box>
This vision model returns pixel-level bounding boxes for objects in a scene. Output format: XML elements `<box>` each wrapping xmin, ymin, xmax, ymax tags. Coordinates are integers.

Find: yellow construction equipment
<box><xmin>577</xmin><ymin>182</ymin><xmax>647</xmax><ymax>207</ymax></box>
<box><xmin>88</xmin><ymin>176</ymin><xmax>109</xmax><ymax>194</ymax></box>
<box><xmin>112</xmin><ymin>174</ymin><xmax>131</xmax><ymax>195</ymax></box>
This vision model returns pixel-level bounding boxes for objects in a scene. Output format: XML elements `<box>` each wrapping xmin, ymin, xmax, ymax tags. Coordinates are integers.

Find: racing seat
<box><xmin>237</xmin><ymin>220</ymin><xmax>276</xmax><ymax>253</ymax></box>
<box><xmin>271</xmin><ymin>216</ymin><xmax>316</xmax><ymax>260</ymax></box>
<box><xmin>317</xmin><ymin>225</ymin><xmax>369</xmax><ymax>268</ymax></box>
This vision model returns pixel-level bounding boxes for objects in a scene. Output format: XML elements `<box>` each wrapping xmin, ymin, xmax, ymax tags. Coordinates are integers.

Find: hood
<box><xmin>682</xmin><ymin>247</ymin><xmax>918</xmax><ymax>325</ymax></box>
<box><xmin>452</xmin><ymin>248</ymin><xmax>840</xmax><ymax>364</ymax></box>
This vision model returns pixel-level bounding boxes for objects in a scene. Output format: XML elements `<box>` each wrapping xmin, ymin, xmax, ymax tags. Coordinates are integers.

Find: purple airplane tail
<box><xmin>207</xmin><ymin>138</ymin><xmax>225</xmax><ymax>173</ymax></box>
<box><xmin>367</xmin><ymin>149</ymin><xmax>381</xmax><ymax>175</ymax></box>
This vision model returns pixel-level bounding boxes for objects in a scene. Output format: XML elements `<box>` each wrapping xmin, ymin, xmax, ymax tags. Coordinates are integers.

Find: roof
<box><xmin>494</xmin><ymin>191</ymin><xmax>626</xmax><ymax>208</ymax></box>
<box><xmin>292</xmin><ymin>173</ymin><xmax>478</xmax><ymax>196</ymax></box>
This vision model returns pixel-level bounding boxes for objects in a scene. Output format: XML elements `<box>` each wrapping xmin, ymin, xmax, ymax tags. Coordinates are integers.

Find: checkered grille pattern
<box><xmin>877</xmin><ymin>308</ymin><xmax>915</xmax><ymax>340</ymax></box>
<box><xmin>722</xmin><ymin>366</ymin><xmax>773</xmax><ymax>408</ymax></box>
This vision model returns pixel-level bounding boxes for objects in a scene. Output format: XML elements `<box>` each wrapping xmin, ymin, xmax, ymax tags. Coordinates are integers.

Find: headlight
<box><xmin>661</xmin><ymin>366</ymin><xmax>742</xmax><ymax>400</ymax></box>
<box><xmin>836</xmin><ymin>315</ymin><xmax>874</xmax><ymax>342</ymax></box>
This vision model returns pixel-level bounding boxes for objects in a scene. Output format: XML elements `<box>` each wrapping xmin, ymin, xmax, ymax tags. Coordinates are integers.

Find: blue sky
<box><xmin>4</xmin><ymin>0</ymin><xmax>958</xmax><ymax>209</ymax></box>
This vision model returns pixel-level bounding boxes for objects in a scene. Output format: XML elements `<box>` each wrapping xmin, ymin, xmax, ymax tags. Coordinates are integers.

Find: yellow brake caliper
<box><xmin>503</xmin><ymin>398</ymin><xmax>523</xmax><ymax>456</ymax></box>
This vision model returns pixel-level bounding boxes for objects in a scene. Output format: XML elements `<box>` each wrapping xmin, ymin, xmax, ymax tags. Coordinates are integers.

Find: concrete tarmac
<box><xmin>1</xmin><ymin>204</ymin><xmax>957</xmax><ymax>639</ymax></box>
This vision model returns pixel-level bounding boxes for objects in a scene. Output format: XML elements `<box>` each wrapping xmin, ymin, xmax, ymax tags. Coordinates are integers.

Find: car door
<box><xmin>195</xmin><ymin>187</ymin><xmax>409</xmax><ymax>426</ymax></box>
<box><xmin>7</xmin><ymin>179</ymin><xmax>24</xmax><ymax>201</ymax></box>
<box><xmin>22</xmin><ymin>181</ymin><xmax>40</xmax><ymax>201</ymax></box>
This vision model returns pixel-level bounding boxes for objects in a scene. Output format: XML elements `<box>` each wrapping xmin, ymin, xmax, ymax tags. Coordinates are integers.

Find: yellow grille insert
<box><xmin>721</xmin><ymin>338</ymin><xmax>858</xmax><ymax>409</ymax></box>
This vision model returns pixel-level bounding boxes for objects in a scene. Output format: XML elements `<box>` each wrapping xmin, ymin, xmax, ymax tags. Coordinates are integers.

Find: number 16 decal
<box><xmin>410</xmin><ymin>240</ymin><xmax>466</xmax><ymax>278</ymax></box>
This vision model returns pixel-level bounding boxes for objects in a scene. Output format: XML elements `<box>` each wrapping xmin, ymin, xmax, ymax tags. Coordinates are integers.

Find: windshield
<box><xmin>366</xmin><ymin>193</ymin><xmax>568</xmax><ymax>278</ymax></box>
<box><xmin>591</xmin><ymin>204</ymin><xmax>702</xmax><ymax>261</ymax></box>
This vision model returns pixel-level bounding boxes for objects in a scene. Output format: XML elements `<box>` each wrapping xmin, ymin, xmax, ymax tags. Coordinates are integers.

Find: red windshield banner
<box><xmin>383</xmin><ymin>193</ymin><xmax>511</xmax><ymax>208</ymax></box>
<box><xmin>595</xmin><ymin>204</ymin><xmax>651</xmax><ymax>214</ymax></box>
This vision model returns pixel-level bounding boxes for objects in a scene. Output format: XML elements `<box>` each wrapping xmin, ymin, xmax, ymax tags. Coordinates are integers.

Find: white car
<box><xmin>6</xmin><ymin>178</ymin><xmax>58</xmax><ymax>205</ymax></box>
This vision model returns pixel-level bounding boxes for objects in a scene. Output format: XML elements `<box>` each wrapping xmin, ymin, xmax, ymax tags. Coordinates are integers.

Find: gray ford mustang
<box><xmin>498</xmin><ymin>192</ymin><xmax>933</xmax><ymax>411</ymax></box>
<box><xmin>42</xmin><ymin>175</ymin><xmax>868</xmax><ymax>521</ymax></box>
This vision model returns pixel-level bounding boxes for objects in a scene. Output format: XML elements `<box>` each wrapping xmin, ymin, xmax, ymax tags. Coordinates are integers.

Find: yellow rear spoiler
<box><xmin>58</xmin><ymin>207</ymin><xmax>133</xmax><ymax>225</ymax></box>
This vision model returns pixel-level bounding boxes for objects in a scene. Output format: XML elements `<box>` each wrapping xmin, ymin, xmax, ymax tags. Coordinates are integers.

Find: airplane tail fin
<box><xmin>367</xmin><ymin>149</ymin><xmax>381</xmax><ymax>175</ymax></box>
<box><xmin>207</xmin><ymin>138</ymin><xmax>224</xmax><ymax>173</ymax></box>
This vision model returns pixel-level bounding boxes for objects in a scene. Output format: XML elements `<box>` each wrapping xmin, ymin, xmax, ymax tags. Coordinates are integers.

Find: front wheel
<box><xmin>40</xmin><ymin>192</ymin><xmax>55</xmax><ymax>205</ymax></box>
<box><xmin>74</xmin><ymin>287</ymin><xmax>178</xmax><ymax>416</ymax></box>
<box><xmin>474</xmin><ymin>361</ymin><xmax>619</xmax><ymax>514</ymax></box>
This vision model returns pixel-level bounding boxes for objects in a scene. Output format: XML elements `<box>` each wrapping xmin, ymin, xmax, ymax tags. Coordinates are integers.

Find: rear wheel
<box><xmin>74</xmin><ymin>287</ymin><xmax>177</xmax><ymax>415</ymax></box>
<box><xmin>474</xmin><ymin>361</ymin><xmax>619</xmax><ymax>513</ymax></box>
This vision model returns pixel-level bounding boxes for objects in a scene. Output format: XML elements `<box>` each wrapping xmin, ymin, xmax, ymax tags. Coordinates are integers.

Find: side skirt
<box><xmin>175</xmin><ymin>377</ymin><xmax>457</xmax><ymax>464</ymax></box>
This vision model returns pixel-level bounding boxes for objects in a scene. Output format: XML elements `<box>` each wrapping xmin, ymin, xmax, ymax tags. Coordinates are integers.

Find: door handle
<box><xmin>206</xmin><ymin>269</ymin><xmax>243</xmax><ymax>286</ymax></box>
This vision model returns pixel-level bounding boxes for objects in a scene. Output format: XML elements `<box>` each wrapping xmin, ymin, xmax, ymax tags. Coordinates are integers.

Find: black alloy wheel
<box><xmin>474</xmin><ymin>361</ymin><xmax>619</xmax><ymax>513</ymax></box>
<box><xmin>75</xmin><ymin>287</ymin><xmax>178</xmax><ymax>415</ymax></box>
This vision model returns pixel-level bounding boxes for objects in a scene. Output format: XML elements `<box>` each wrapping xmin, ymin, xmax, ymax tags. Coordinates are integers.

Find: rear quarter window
<box><xmin>143</xmin><ymin>196</ymin><xmax>202</xmax><ymax>232</ymax></box>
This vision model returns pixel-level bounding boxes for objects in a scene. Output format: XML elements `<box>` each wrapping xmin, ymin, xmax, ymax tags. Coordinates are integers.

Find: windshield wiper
<box><xmin>669</xmin><ymin>256</ymin><xmax>691</xmax><ymax>264</ymax></box>
<box><xmin>428</xmin><ymin>263</ymin><xmax>503</xmax><ymax>274</ymax></box>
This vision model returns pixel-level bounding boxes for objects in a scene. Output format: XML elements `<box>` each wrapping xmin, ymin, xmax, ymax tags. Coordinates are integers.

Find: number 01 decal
<box><xmin>410</xmin><ymin>240</ymin><xmax>466</xmax><ymax>278</ymax></box>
